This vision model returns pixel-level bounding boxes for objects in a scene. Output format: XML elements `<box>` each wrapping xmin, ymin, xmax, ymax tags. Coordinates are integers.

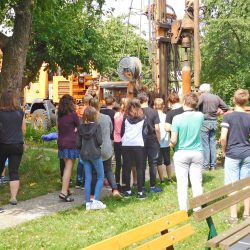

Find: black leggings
<box><xmin>114</xmin><ymin>142</ymin><xmax>125</xmax><ymax>185</ymax></box>
<box><xmin>0</xmin><ymin>144</ymin><xmax>23</xmax><ymax>181</ymax></box>
<box><xmin>122</xmin><ymin>146</ymin><xmax>145</xmax><ymax>193</ymax></box>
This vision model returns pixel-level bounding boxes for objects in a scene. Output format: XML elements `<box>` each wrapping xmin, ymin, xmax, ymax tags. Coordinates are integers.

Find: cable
<box><xmin>122</xmin><ymin>0</ymin><xmax>134</xmax><ymax>57</ymax></box>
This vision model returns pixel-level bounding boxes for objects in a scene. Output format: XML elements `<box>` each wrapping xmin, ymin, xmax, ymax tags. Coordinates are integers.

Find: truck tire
<box><xmin>31</xmin><ymin>109</ymin><xmax>51</xmax><ymax>130</ymax></box>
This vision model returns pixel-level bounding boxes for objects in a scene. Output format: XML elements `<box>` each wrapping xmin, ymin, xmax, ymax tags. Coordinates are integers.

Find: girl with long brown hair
<box><xmin>57</xmin><ymin>94</ymin><xmax>80</xmax><ymax>202</ymax></box>
<box><xmin>121</xmin><ymin>98</ymin><xmax>148</xmax><ymax>199</ymax></box>
<box><xmin>0</xmin><ymin>90</ymin><xmax>26</xmax><ymax>205</ymax></box>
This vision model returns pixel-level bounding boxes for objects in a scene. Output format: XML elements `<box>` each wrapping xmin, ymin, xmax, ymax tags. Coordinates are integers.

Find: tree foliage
<box><xmin>0</xmin><ymin>0</ymin><xmax>149</xmax><ymax>94</ymax></box>
<box><xmin>201</xmin><ymin>0</ymin><xmax>250</xmax><ymax>104</ymax></box>
<box><xmin>96</xmin><ymin>15</ymin><xmax>149</xmax><ymax>82</ymax></box>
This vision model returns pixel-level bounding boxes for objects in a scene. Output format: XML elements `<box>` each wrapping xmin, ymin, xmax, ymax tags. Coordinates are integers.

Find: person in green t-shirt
<box><xmin>170</xmin><ymin>93</ymin><xmax>204</xmax><ymax>211</ymax></box>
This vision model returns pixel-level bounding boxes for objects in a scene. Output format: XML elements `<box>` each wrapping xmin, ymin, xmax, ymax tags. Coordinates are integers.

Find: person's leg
<box><xmin>224</xmin><ymin>156</ymin><xmax>241</xmax><ymax>219</ymax></box>
<box><xmin>61</xmin><ymin>158</ymin><xmax>74</xmax><ymax>195</ymax></box>
<box><xmin>134</xmin><ymin>147</ymin><xmax>145</xmax><ymax>194</ymax></box>
<box><xmin>122</xmin><ymin>147</ymin><xmax>132</xmax><ymax>192</ymax></box>
<box><xmin>201</xmin><ymin>121</ymin><xmax>210</xmax><ymax>169</ymax></box>
<box><xmin>209</xmin><ymin>121</ymin><xmax>217</xmax><ymax>169</ymax></box>
<box><xmin>7</xmin><ymin>144</ymin><xmax>23</xmax><ymax>203</ymax></box>
<box><xmin>75</xmin><ymin>160</ymin><xmax>84</xmax><ymax>187</ymax></box>
<box><xmin>114</xmin><ymin>142</ymin><xmax>122</xmax><ymax>186</ymax></box>
<box><xmin>173</xmin><ymin>150</ymin><xmax>190</xmax><ymax>211</ymax></box>
<box><xmin>147</xmin><ymin>141</ymin><xmax>161</xmax><ymax>191</ymax></box>
<box><xmin>157</xmin><ymin>148</ymin><xmax>164</xmax><ymax>183</ymax></box>
<box><xmin>82</xmin><ymin>160</ymin><xmax>92</xmax><ymax>202</ymax></box>
<box><xmin>240</xmin><ymin>156</ymin><xmax>250</xmax><ymax>217</ymax></box>
<box><xmin>103</xmin><ymin>157</ymin><xmax>118</xmax><ymax>190</ymax></box>
<box><xmin>132</xmin><ymin>166</ymin><xmax>137</xmax><ymax>186</ymax></box>
<box><xmin>59</xmin><ymin>159</ymin><xmax>65</xmax><ymax>179</ymax></box>
<box><xmin>162</xmin><ymin>147</ymin><xmax>172</xmax><ymax>181</ymax></box>
<box><xmin>92</xmin><ymin>158</ymin><xmax>104</xmax><ymax>201</ymax></box>
<box><xmin>189</xmin><ymin>151</ymin><xmax>203</xmax><ymax>210</ymax></box>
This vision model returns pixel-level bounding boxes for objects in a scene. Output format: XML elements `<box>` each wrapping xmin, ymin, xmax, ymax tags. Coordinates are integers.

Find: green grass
<box><xmin>0</xmin><ymin>149</ymin><xmax>61</xmax><ymax>206</ymax></box>
<box><xmin>0</xmin><ymin>168</ymin><xmax>243</xmax><ymax>250</ymax></box>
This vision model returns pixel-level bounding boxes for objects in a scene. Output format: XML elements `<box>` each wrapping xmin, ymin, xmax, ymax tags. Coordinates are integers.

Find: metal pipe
<box><xmin>194</xmin><ymin>0</ymin><xmax>200</xmax><ymax>88</ymax></box>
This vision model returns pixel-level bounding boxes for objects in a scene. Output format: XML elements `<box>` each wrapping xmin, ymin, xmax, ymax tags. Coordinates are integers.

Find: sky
<box><xmin>104</xmin><ymin>0</ymin><xmax>186</xmax><ymax>37</ymax></box>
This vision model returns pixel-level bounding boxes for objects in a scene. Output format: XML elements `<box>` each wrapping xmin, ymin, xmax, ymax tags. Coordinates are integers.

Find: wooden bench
<box><xmin>81</xmin><ymin>210</ymin><xmax>193</xmax><ymax>250</ymax></box>
<box><xmin>189</xmin><ymin>176</ymin><xmax>250</xmax><ymax>249</ymax></box>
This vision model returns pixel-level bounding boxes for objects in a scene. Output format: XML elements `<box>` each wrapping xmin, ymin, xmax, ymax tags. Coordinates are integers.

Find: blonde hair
<box><xmin>233</xmin><ymin>89</ymin><xmax>249</xmax><ymax>106</ymax></box>
<box><xmin>120</xmin><ymin>98</ymin><xmax>129</xmax><ymax>112</ymax></box>
<box><xmin>154</xmin><ymin>98</ymin><xmax>164</xmax><ymax>110</ymax></box>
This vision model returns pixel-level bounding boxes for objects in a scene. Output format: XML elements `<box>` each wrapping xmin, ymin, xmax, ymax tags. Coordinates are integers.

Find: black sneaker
<box><xmin>75</xmin><ymin>182</ymin><xmax>83</xmax><ymax>189</ymax></box>
<box><xmin>123</xmin><ymin>191</ymin><xmax>133</xmax><ymax>198</ymax></box>
<box><xmin>138</xmin><ymin>193</ymin><xmax>146</xmax><ymax>200</ymax></box>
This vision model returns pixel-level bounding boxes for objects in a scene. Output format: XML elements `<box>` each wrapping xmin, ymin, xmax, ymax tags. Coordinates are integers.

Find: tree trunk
<box><xmin>0</xmin><ymin>0</ymin><xmax>34</xmax><ymax>100</ymax></box>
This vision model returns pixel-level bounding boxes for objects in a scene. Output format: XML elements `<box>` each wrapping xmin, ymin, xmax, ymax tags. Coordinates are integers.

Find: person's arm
<box><xmin>22</xmin><ymin>116</ymin><xmax>26</xmax><ymax>135</ymax></box>
<box><xmin>218</xmin><ymin>97</ymin><xmax>229</xmax><ymax>113</ymax></box>
<box><xmin>96</xmin><ymin>124</ymin><xmax>103</xmax><ymax>146</ymax></box>
<box><xmin>220</xmin><ymin>127</ymin><xmax>228</xmax><ymax>157</ymax></box>
<box><xmin>169</xmin><ymin>116</ymin><xmax>178</xmax><ymax>148</ymax></box>
<box><xmin>154</xmin><ymin>111</ymin><xmax>161</xmax><ymax>142</ymax></box>
<box><xmin>155</xmin><ymin>124</ymin><xmax>160</xmax><ymax>142</ymax></box>
<box><xmin>170</xmin><ymin>131</ymin><xmax>178</xmax><ymax>148</ymax></box>
<box><xmin>165</xmin><ymin>122</ymin><xmax>171</xmax><ymax>132</ymax></box>
<box><xmin>76</xmin><ymin>127</ymin><xmax>82</xmax><ymax>149</ymax></box>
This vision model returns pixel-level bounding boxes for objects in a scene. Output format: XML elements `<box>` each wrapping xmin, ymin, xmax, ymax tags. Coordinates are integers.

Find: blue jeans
<box><xmin>224</xmin><ymin>156</ymin><xmax>250</xmax><ymax>185</ymax></box>
<box><xmin>76</xmin><ymin>160</ymin><xmax>84</xmax><ymax>184</ymax></box>
<box><xmin>201</xmin><ymin>120</ymin><xmax>217</xmax><ymax>168</ymax></box>
<box><xmin>81</xmin><ymin>158</ymin><xmax>104</xmax><ymax>202</ymax></box>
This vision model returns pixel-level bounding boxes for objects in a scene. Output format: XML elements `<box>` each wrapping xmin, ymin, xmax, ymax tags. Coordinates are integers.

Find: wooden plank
<box><xmin>81</xmin><ymin>211</ymin><xmax>188</xmax><ymax>250</ymax></box>
<box><xmin>189</xmin><ymin>176</ymin><xmax>250</xmax><ymax>209</ymax></box>
<box><xmin>194</xmin><ymin>188</ymin><xmax>250</xmax><ymax>221</ymax></box>
<box><xmin>207</xmin><ymin>219</ymin><xmax>250</xmax><ymax>248</ymax></box>
<box><xmin>133</xmin><ymin>224</ymin><xmax>193</xmax><ymax>250</ymax></box>
<box><xmin>219</xmin><ymin>225</ymin><xmax>250</xmax><ymax>249</ymax></box>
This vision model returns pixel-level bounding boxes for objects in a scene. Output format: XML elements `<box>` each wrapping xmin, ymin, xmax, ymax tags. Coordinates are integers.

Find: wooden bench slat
<box><xmin>133</xmin><ymin>224</ymin><xmax>193</xmax><ymax>250</ymax></box>
<box><xmin>194</xmin><ymin>188</ymin><xmax>250</xmax><ymax>221</ymax></box>
<box><xmin>189</xmin><ymin>176</ymin><xmax>250</xmax><ymax>209</ymax></box>
<box><xmin>207</xmin><ymin>219</ymin><xmax>250</xmax><ymax>248</ymax></box>
<box><xmin>219</xmin><ymin>225</ymin><xmax>250</xmax><ymax>249</ymax></box>
<box><xmin>81</xmin><ymin>210</ymin><xmax>188</xmax><ymax>250</ymax></box>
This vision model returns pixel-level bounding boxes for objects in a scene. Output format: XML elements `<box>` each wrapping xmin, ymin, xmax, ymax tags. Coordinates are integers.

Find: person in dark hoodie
<box><xmin>121</xmin><ymin>98</ymin><xmax>148</xmax><ymax>199</ymax></box>
<box><xmin>77</xmin><ymin>106</ymin><xmax>106</xmax><ymax>210</ymax></box>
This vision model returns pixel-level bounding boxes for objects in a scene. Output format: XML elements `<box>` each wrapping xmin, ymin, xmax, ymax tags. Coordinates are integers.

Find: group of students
<box><xmin>0</xmin><ymin>86</ymin><xmax>249</xmax><ymax>220</ymax></box>
<box><xmin>57</xmin><ymin>92</ymin><xmax>174</xmax><ymax>210</ymax></box>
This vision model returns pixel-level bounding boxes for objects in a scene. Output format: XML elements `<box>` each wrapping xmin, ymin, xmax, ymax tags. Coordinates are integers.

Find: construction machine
<box><xmin>24</xmin><ymin>64</ymin><xmax>98</xmax><ymax>129</ymax></box>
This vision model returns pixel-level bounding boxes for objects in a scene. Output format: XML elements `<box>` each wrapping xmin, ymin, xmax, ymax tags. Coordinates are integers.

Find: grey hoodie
<box><xmin>98</xmin><ymin>113</ymin><xmax>113</xmax><ymax>161</ymax></box>
<box><xmin>76</xmin><ymin>123</ymin><xmax>102</xmax><ymax>160</ymax></box>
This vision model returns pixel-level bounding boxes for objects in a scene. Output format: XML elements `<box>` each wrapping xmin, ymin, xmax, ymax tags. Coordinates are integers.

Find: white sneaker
<box><xmin>90</xmin><ymin>200</ymin><xmax>106</xmax><ymax>210</ymax></box>
<box><xmin>86</xmin><ymin>202</ymin><xmax>92</xmax><ymax>211</ymax></box>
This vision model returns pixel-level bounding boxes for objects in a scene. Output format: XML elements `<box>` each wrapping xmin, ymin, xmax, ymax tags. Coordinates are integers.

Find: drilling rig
<box><xmin>147</xmin><ymin>0</ymin><xmax>201</xmax><ymax>97</ymax></box>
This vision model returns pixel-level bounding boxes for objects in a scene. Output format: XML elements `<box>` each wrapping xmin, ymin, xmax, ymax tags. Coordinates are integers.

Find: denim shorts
<box><xmin>224</xmin><ymin>156</ymin><xmax>250</xmax><ymax>185</ymax></box>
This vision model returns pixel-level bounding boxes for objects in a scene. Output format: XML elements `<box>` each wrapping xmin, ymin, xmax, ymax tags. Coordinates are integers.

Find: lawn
<box><xmin>0</xmin><ymin>148</ymin><xmax>61</xmax><ymax>206</ymax></box>
<box><xmin>0</xmin><ymin>167</ymin><xmax>242</xmax><ymax>250</ymax></box>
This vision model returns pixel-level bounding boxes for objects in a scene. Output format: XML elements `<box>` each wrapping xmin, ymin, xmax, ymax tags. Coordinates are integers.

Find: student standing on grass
<box><xmin>75</xmin><ymin>94</ymin><xmax>93</xmax><ymax>189</ymax></box>
<box><xmin>90</xmin><ymin>98</ymin><xmax>121</xmax><ymax>198</ymax></box>
<box><xmin>57</xmin><ymin>94</ymin><xmax>80</xmax><ymax>202</ymax></box>
<box><xmin>121</xmin><ymin>99</ymin><xmax>150</xmax><ymax>199</ymax></box>
<box><xmin>138</xmin><ymin>93</ymin><xmax>162</xmax><ymax>193</ymax></box>
<box><xmin>113</xmin><ymin>98</ymin><xmax>129</xmax><ymax>191</ymax></box>
<box><xmin>170</xmin><ymin>93</ymin><xmax>204</xmax><ymax>211</ymax></box>
<box><xmin>154</xmin><ymin>98</ymin><xmax>172</xmax><ymax>183</ymax></box>
<box><xmin>197</xmin><ymin>83</ymin><xmax>228</xmax><ymax>171</ymax></box>
<box><xmin>0</xmin><ymin>90</ymin><xmax>26</xmax><ymax>205</ymax></box>
<box><xmin>77</xmin><ymin>106</ymin><xmax>106</xmax><ymax>210</ymax></box>
<box><xmin>220</xmin><ymin>89</ymin><xmax>250</xmax><ymax>223</ymax></box>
